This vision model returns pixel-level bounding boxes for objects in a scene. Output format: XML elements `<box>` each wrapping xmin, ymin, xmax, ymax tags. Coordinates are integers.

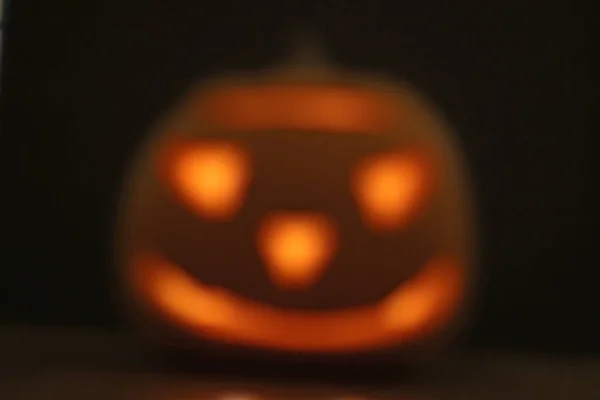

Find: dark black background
<box><xmin>1</xmin><ymin>1</ymin><xmax>597</xmax><ymax>354</ymax></box>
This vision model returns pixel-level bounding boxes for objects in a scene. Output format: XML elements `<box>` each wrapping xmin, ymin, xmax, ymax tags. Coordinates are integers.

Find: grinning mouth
<box><xmin>130</xmin><ymin>252</ymin><xmax>463</xmax><ymax>353</ymax></box>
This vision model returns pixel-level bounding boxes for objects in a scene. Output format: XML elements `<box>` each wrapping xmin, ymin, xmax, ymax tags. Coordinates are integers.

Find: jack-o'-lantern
<box><xmin>115</xmin><ymin>44</ymin><xmax>476</xmax><ymax>364</ymax></box>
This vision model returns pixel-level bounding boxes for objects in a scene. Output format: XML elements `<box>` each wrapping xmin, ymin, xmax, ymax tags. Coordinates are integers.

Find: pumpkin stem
<box><xmin>268</xmin><ymin>28</ymin><xmax>341</xmax><ymax>80</ymax></box>
<box><xmin>285</xmin><ymin>28</ymin><xmax>331</xmax><ymax>68</ymax></box>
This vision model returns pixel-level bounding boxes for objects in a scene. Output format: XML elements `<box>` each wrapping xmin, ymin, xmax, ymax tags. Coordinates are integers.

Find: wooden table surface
<box><xmin>1</xmin><ymin>326</ymin><xmax>599</xmax><ymax>399</ymax></box>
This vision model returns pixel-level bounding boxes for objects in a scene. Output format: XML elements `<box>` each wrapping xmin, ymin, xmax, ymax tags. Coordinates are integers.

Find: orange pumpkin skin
<box><xmin>115</xmin><ymin>62</ymin><xmax>476</xmax><ymax>365</ymax></box>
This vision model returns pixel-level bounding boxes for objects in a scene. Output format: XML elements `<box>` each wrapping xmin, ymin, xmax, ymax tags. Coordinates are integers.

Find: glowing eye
<box><xmin>169</xmin><ymin>142</ymin><xmax>251</xmax><ymax>220</ymax></box>
<box><xmin>352</xmin><ymin>151</ymin><xmax>430</xmax><ymax>231</ymax></box>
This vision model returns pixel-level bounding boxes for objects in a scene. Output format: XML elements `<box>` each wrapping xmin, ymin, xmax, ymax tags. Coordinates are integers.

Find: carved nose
<box><xmin>257</xmin><ymin>212</ymin><xmax>338</xmax><ymax>291</ymax></box>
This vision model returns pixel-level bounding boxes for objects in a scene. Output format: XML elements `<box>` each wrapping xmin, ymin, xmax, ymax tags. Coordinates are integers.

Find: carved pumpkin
<box><xmin>115</xmin><ymin>49</ymin><xmax>476</xmax><ymax>362</ymax></box>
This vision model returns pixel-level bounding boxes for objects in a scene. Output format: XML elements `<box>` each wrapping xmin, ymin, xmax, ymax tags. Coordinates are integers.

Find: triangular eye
<box><xmin>165</xmin><ymin>141</ymin><xmax>252</xmax><ymax>220</ymax></box>
<box><xmin>352</xmin><ymin>150</ymin><xmax>432</xmax><ymax>231</ymax></box>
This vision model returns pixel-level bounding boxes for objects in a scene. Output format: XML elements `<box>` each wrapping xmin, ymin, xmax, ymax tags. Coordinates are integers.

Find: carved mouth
<box><xmin>130</xmin><ymin>252</ymin><xmax>463</xmax><ymax>353</ymax></box>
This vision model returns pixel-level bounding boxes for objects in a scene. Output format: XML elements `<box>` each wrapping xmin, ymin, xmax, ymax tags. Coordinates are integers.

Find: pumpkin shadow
<box><xmin>145</xmin><ymin>345</ymin><xmax>464</xmax><ymax>390</ymax></box>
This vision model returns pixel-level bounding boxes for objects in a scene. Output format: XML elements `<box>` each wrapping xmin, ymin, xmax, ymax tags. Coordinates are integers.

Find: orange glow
<box><xmin>131</xmin><ymin>253</ymin><xmax>463</xmax><ymax>353</ymax></box>
<box><xmin>169</xmin><ymin>142</ymin><xmax>251</xmax><ymax>220</ymax></box>
<box><xmin>352</xmin><ymin>152</ymin><xmax>429</xmax><ymax>231</ymax></box>
<box><xmin>199</xmin><ymin>85</ymin><xmax>396</xmax><ymax>134</ymax></box>
<box><xmin>257</xmin><ymin>213</ymin><xmax>338</xmax><ymax>290</ymax></box>
<box><xmin>219</xmin><ymin>393</ymin><xmax>261</xmax><ymax>400</ymax></box>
